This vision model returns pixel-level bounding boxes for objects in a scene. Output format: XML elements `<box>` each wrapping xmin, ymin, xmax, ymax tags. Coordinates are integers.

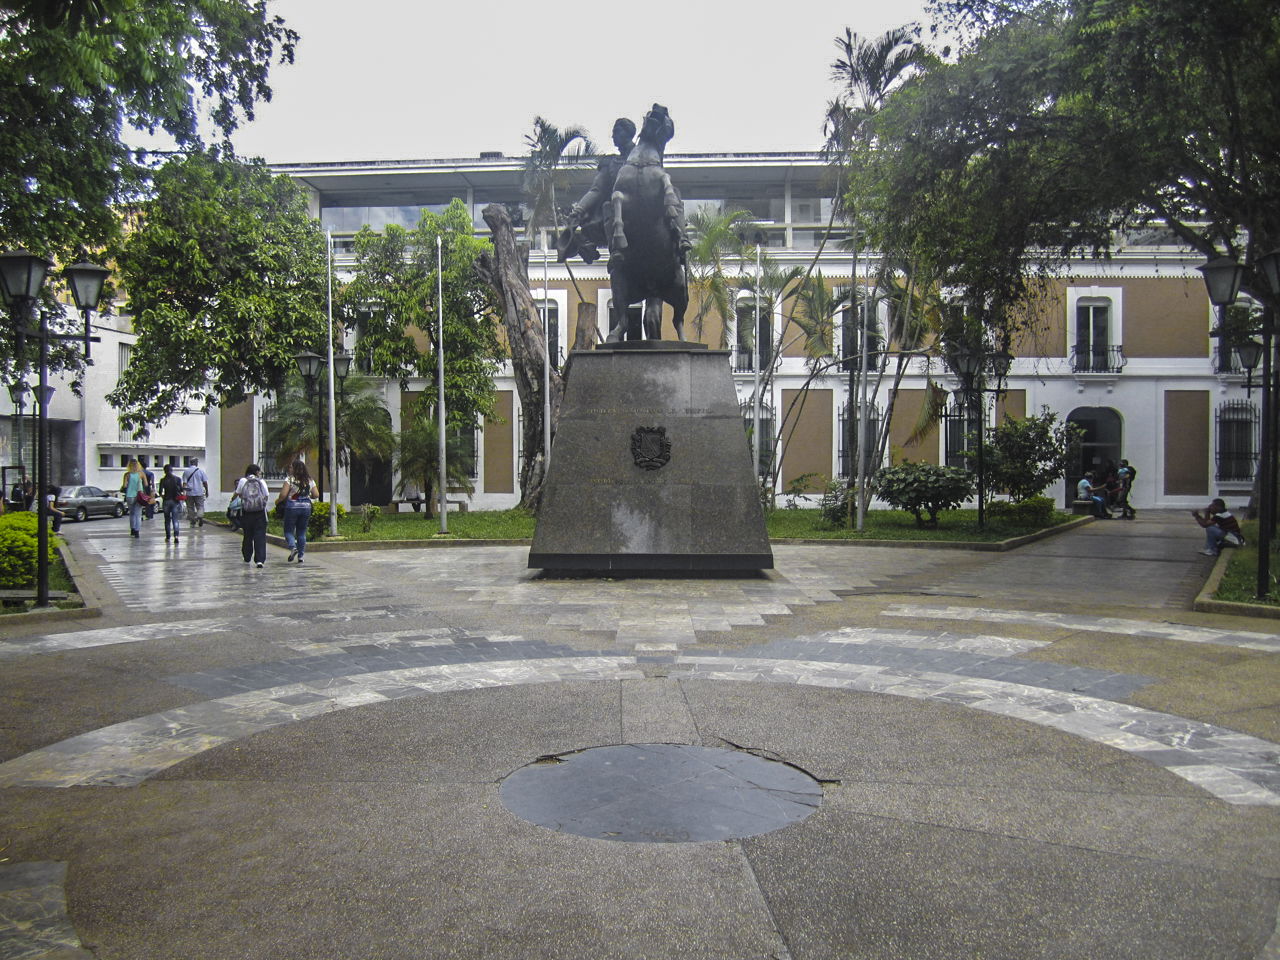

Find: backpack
<box><xmin>240</xmin><ymin>477</ymin><xmax>269</xmax><ymax>512</ymax></box>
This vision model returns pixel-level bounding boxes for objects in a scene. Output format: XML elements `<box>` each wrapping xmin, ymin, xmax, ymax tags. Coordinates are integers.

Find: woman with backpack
<box><xmin>234</xmin><ymin>464</ymin><xmax>271</xmax><ymax>567</ymax></box>
<box><xmin>276</xmin><ymin>458</ymin><xmax>318</xmax><ymax>565</ymax></box>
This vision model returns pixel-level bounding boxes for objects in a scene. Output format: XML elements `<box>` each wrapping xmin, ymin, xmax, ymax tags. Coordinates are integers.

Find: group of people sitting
<box><xmin>1076</xmin><ymin>459</ymin><xmax>1138</xmax><ymax>519</ymax></box>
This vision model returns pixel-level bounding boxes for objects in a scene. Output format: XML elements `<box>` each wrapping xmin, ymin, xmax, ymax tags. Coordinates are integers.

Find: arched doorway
<box><xmin>1066</xmin><ymin>406</ymin><xmax>1123</xmax><ymax>501</ymax></box>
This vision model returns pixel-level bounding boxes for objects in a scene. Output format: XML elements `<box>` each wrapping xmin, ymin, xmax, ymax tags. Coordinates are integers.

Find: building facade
<box><xmin>274</xmin><ymin>149</ymin><xmax>1248</xmax><ymax>513</ymax></box>
<box><xmin>3</xmin><ymin>151</ymin><xmax>1253</xmax><ymax>513</ymax></box>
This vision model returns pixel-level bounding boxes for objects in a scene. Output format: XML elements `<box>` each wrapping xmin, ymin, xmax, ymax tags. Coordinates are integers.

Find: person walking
<box><xmin>120</xmin><ymin>458</ymin><xmax>147</xmax><ymax>538</ymax></box>
<box><xmin>276</xmin><ymin>458</ymin><xmax>318</xmax><ymax>565</ymax></box>
<box><xmin>158</xmin><ymin>463</ymin><xmax>184</xmax><ymax>543</ymax></box>
<box><xmin>142</xmin><ymin>463</ymin><xmax>157</xmax><ymax>522</ymax></box>
<box><xmin>182</xmin><ymin>458</ymin><xmax>210</xmax><ymax>529</ymax></box>
<box><xmin>234</xmin><ymin>464</ymin><xmax>271</xmax><ymax>567</ymax></box>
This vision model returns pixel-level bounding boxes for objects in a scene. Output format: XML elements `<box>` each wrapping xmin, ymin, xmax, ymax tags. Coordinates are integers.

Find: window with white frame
<box><xmin>1067</xmin><ymin>287</ymin><xmax>1124</xmax><ymax>373</ymax></box>
<box><xmin>734</xmin><ymin>296</ymin><xmax>772</xmax><ymax>373</ymax></box>
<box><xmin>598</xmin><ymin>295</ymin><xmax>644</xmax><ymax>343</ymax></box>
<box><xmin>533</xmin><ymin>298</ymin><xmax>562</xmax><ymax>367</ymax></box>
<box><xmin>1216</xmin><ymin>399</ymin><xmax>1259</xmax><ymax>482</ymax></box>
<box><xmin>837</xmin><ymin>401</ymin><xmax>882</xmax><ymax>478</ymax></box>
<box><xmin>836</xmin><ymin>286</ymin><xmax>883</xmax><ymax>373</ymax></box>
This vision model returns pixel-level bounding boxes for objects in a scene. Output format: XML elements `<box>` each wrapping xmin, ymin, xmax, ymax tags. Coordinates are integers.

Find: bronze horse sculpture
<box><xmin>605</xmin><ymin>104</ymin><xmax>690</xmax><ymax>342</ymax></box>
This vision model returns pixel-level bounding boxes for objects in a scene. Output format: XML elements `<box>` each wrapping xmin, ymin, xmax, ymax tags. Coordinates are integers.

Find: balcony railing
<box><xmin>1069</xmin><ymin>345</ymin><xmax>1126</xmax><ymax>374</ymax></box>
<box><xmin>1213</xmin><ymin>345</ymin><xmax>1246</xmax><ymax>375</ymax></box>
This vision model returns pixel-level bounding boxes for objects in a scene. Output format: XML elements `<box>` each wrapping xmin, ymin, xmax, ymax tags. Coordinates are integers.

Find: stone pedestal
<box><xmin>529</xmin><ymin>343</ymin><xmax>773</xmax><ymax>571</ymax></box>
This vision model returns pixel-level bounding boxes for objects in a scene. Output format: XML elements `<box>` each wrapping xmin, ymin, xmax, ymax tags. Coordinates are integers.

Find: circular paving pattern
<box><xmin>499</xmin><ymin>742</ymin><xmax>824</xmax><ymax>842</ymax></box>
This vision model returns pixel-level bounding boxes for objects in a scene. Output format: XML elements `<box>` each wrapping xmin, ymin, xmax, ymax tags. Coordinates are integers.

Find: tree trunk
<box><xmin>573</xmin><ymin>302</ymin><xmax>599</xmax><ymax>352</ymax></box>
<box><xmin>476</xmin><ymin>203</ymin><xmax>565</xmax><ymax>511</ymax></box>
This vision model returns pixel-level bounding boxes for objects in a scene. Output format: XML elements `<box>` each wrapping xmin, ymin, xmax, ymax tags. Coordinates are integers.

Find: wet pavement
<box><xmin>1</xmin><ymin>511</ymin><xmax>1277</xmax><ymax>959</ymax></box>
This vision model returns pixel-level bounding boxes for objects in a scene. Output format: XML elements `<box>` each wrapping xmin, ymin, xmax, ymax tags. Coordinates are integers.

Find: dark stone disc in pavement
<box><xmin>499</xmin><ymin>743</ymin><xmax>823</xmax><ymax>842</ymax></box>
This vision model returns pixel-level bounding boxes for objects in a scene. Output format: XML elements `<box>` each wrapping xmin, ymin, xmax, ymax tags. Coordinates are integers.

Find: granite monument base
<box><xmin>529</xmin><ymin>343</ymin><xmax>773</xmax><ymax>572</ymax></box>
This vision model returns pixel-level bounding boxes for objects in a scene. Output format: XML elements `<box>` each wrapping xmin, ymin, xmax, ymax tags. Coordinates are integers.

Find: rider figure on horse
<box><xmin>558</xmin><ymin>118</ymin><xmax>636</xmax><ymax>265</ymax></box>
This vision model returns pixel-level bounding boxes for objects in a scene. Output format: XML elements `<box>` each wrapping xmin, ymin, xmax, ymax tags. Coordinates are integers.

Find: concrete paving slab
<box><xmin>743</xmin><ymin>794</ymin><xmax>1276</xmax><ymax>960</ymax></box>
<box><xmin>0</xmin><ymin>515</ymin><xmax>1276</xmax><ymax>958</ymax></box>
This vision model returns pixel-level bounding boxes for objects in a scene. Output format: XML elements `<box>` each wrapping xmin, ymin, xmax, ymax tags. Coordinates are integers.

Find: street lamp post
<box><xmin>1199</xmin><ymin>254</ymin><xmax>1271</xmax><ymax>598</ymax></box>
<box><xmin>946</xmin><ymin>341</ymin><xmax>1014</xmax><ymax>531</ymax></box>
<box><xmin>295</xmin><ymin>350</ymin><xmax>325</xmax><ymax>500</ymax></box>
<box><xmin>0</xmin><ymin>249</ymin><xmax>107</xmax><ymax>607</ymax></box>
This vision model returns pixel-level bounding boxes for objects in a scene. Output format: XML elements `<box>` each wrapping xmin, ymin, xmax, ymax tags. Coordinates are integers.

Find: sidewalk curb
<box><xmin>1194</xmin><ymin>550</ymin><xmax>1280</xmax><ymax>620</ymax></box>
<box><xmin>230</xmin><ymin>516</ymin><xmax>1094</xmax><ymax>554</ymax></box>
<box><xmin>771</xmin><ymin>515</ymin><xmax>1094</xmax><ymax>551</ymax></box>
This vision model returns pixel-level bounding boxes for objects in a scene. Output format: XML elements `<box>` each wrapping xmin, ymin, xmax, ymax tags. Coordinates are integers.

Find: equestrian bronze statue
<box><xmin>606</xmin><ymin>104</ymin><xmax>690</xmax><ymax>342</ymax></box>
<box><xmin>558</xmin><ymin>105</ymin><xmax>691</xmax><ymax>343</ymax></box>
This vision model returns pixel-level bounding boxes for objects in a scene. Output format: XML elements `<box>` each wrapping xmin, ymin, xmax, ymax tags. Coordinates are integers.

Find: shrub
<box><xmin>870</xmin><ymin>461</ymin><xmax>976</xmax><ymax>528</ymax></box>
<box><xmin>983</xmin><ymin>409</ymin><xmax>1083</xmax><ymax>503</ymax></box>
<box><xmin>307</xmin><ymin>501</ymin><xmax>347</xmax><ymax>540</ymax></box>
<box><xmin>359</xmin><ymin>503</ymin><xmax>381</xmax><ymax>533</ymax></box>
<box><xmin>0</xmin><ymin>511</ymin><xmax>58</xmax><ymax>588</ymax></box>
<box><xmin>783</xmin><ymin>473</ymin><xmax>823</xmax><ymax>510</ymax></box>
<box><xmin>986</xmin><ymin>495</ymin><xmax>1056</xmax><ymax>528</ymax></box>
<box><xmin>818</xmin><ymin>479</ymin><xmax>852</xmax><ymax>527</ymax></box>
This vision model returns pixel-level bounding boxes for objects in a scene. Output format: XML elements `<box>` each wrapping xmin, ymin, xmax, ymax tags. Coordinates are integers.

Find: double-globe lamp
<box><xmin>0</xmin><ymin>249</ymin><xmax>109</xmax><ymax>607</ymax></box>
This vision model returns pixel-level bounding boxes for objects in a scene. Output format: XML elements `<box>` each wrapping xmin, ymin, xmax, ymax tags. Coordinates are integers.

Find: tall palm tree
<box><xmin>392</xmin><ymin>409</ymin><xmax>476</xmax><ymax>520</ymax></box>
<box><xmin>263</xmin><ymin>373</ymin><xmax>395</xmax><ymax>493</ymax></box>
<box><xmin>685</xmin><ymin>206</ymin><xmax>751</xmax><ymax>346</ymax></box>
<box><xmin>825</xmin><ymin>26</ymin><xmax>932</xmax><ymax>525</ymax></box>
<box><xmin>523</xmin><ymin>117</ymin><xmax>596</xmax><ymax>310</ymax></box>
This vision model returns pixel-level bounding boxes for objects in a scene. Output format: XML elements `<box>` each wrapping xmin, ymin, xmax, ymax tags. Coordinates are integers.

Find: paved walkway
<box><xmin>1</xmin><ymin>512</ymin><xmax>1277</xmax><ymax>959</ymax></box>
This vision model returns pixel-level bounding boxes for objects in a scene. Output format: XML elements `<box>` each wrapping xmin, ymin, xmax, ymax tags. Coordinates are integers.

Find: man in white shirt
<box><xmin>182</xmin><ymin>459</ymin><xmax>210</xmax><ymax>528</ymax></box>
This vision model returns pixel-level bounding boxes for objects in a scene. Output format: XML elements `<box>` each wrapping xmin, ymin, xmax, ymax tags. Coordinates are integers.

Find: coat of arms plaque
<box><xmin>630</xmin><ymin>425</ymin><xmax>671</xmax><ymax>470</ymax></box>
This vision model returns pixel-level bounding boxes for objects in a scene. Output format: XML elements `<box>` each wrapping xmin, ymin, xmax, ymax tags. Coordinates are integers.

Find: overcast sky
<box><xmin>225</xmin><ymin>0</ymin><xmax>933</xmax><ymax>164</ymax></box>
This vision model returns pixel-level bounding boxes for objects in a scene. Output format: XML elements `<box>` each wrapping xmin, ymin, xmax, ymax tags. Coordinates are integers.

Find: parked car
<box><xmin>56</xmin><ymin>485</ymin><xmax>125</xmax><ymax>522</ymax></box>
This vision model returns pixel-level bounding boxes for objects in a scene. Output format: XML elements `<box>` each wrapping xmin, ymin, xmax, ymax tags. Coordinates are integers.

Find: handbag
<box><xmin>136</xmin><ymin>490</ymin><xmax>154</xmax><ymax>505</ymax></box>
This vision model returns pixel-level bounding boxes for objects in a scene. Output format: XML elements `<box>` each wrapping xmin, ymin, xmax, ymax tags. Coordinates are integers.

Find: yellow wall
<box><xmin>1124</xmin><ymin>278</ymin><xmax>1208</xmax><ymax>358</ymax></box>
<box><xmin>996</xmin><ymin>389</ymin><xmax>1026</xmax><ymax>424</ymax></box>
<box><xmin>484</xmin><ymin>390</ymin><xmax>515</xmax><ymax>493</ymax></box>
<box><xmin>219</xmin><ymin>402</ymin><xmax>254</xmax><ymax>490</ymax></box>
<box><xmin>888</xmin><ymin>389</ymin><xmax>939</xmax><ymax>464</ymax></box>
<box><xmin>780</xmin><ymin>388</ymin><xmax>833</xmax><ymax>490</ymax></box>
<box><xmin>1163</xmin><ymin>390</ymin><xmax>1210</xmax><ymax>496</ymax></box>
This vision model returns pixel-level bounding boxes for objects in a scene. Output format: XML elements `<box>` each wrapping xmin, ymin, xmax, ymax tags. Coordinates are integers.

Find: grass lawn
<box><xmin>1214</xmin><ymin>520</ymin><xmax>1280</xmax><ymax>606</ymax></box>
<box><xmin>209</xmin><ymin>507</ymin><xmax>1071</xmax><ymax>544</ymax></box>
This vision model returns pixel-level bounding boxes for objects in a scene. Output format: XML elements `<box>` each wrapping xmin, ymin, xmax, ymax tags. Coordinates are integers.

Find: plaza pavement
<box><xmin>0</xmin><ymin>510</ymin><xmax>1278</xmax><ymax>959</ymax></box>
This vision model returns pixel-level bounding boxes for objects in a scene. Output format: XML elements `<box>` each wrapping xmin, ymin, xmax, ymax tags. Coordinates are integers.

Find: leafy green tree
<box><xmin>108</xmin><ymin>149</ymin><xmax>328</xmax><ymax>434</ymax></box>
<box><xmin>915</xmin><ymin>0</ymin><xmax>1280</xmax><ymax>308</ymax></box>
<box><xmin>981</xmin><ymin>408</ymin><xmax>1083</xmax><ymax>503</ymax></box>
<box><xmin>339</xmin><ymin>199</ymin><xmax>502</xmax><ymax>434</ymax></box>
<box><xmin>392</xmin><ymin>401</ymin><xmax>476</xmax><ymax>520</ymax></box>
<box><xmin>0</xmin><ymin>0</ymin><xmax>297</xmax><ymax>313</ymax></box>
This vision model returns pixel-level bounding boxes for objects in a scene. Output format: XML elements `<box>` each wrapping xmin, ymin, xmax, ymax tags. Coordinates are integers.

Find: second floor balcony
<box><xmin>1070</xmin><ymin>345</ymin><xmax>1126</xmax><ymax>374</ymax></box>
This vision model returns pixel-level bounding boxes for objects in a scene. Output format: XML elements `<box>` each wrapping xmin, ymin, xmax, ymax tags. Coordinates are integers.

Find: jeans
<box><xmin>283</xmin><ymin>501</ymin><xmax>312</xmax><ymax>557</ymax></box>
<box><xmin>163</xmin><ymin>500</ymin><xmax>182</xmax><ymax>539</ymax></box>
<box><xmin>1205</xmin><ymin>524</ymin><xmax>1228</xmax><ymax>554</ymax></box>
<box><xmin>240</xmin><ymin>510</ymin><xmax>268</xmax><ymax>563</ymax></box>
<box><xmin>128</xmin><ymin>497</ymin><xmax>143</xmax><ymax>533</ymax></box>
<box><xmin>1089</xmin><ymin>495</ymin><xmax>1109</xmax><ymax>517</ymax></box>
